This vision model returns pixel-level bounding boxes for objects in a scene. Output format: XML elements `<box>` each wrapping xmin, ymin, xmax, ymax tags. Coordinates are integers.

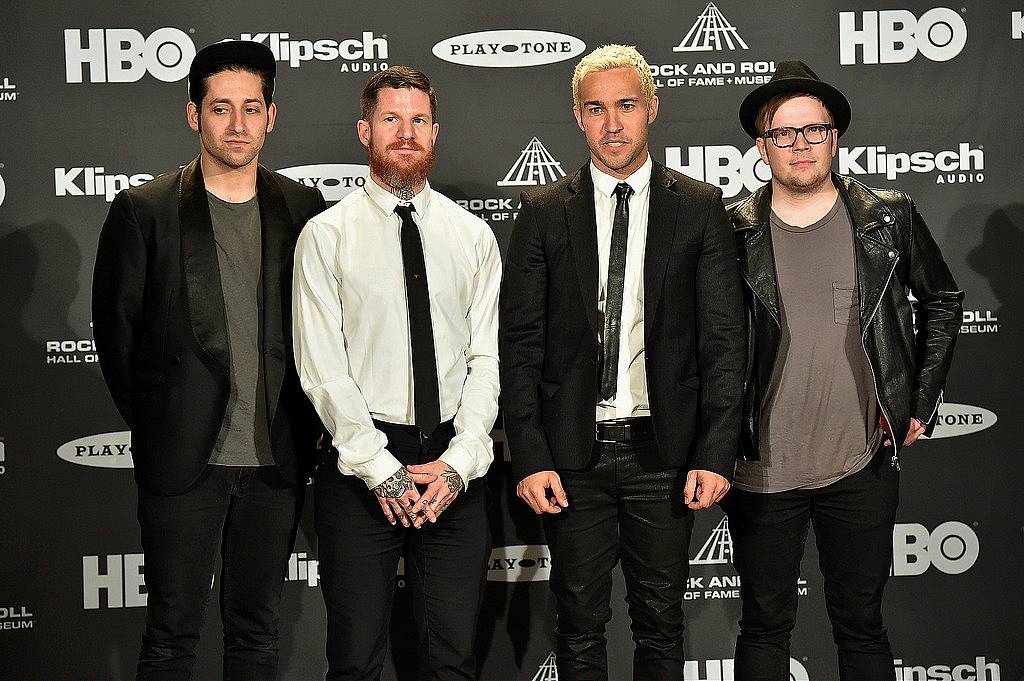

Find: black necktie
<box><xmin>395</xmin><ymin>204</ymin><xmax>441</xmax><ymax>436</ymax></box>
<box><xmin>600</xmin><ymin>182</ymin><xmax>633</xmax><ymax>401</ymax></box>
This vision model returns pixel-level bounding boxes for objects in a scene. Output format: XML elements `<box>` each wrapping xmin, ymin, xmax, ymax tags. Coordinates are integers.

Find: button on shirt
<box><xmin>593</xmin><ymin>157</ymin><xmax>652</xmax><ymax>421</ymax></box>
<box><xmin>292</xmin><ymin>179</ymin><xmax>502</xmax><ymax>489</ymax></box>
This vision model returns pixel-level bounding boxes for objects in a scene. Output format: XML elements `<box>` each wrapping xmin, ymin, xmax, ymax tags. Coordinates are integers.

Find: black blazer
<box><xmin>93</xmin><ymin>158</ymin><xmax>326</xmax><ymax>495</ymax></box>
<box><xmin>499</xmin><ymin>162</ymin><xmax>745</xmax><ymax>483</ymax></box>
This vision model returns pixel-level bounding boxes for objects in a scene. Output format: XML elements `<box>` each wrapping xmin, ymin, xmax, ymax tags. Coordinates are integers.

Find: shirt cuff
<box><xmin>344</xmin><ymin>450</ymin><xmax>405</xmax><ymax>490</ymax></box>
<box><xmin>439</xmin><ymin>438</ymin><xmax>490</xmax><ymax>489</ymax></box>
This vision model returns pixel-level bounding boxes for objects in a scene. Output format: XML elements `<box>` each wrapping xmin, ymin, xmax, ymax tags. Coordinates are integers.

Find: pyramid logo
<box><xmin>531</xmin><ymin>652</ymin><xmax>558</xmax><ymax>681</ymax></box>
<box><xmin>497</xmin><ymin>137</ymin><xmax>566</xmax><ymax>187</ymax></box>
<box><xmin>690</xmin><ymin>516</ymin><xmax>733</xmax><ymax>565</ymax></box>
<box><xmin>673</xmin><ymin>2</ymin><xmax>749</xmax><ymax>52</ymax></box>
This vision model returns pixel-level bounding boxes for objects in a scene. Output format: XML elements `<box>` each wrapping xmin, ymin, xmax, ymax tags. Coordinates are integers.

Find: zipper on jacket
<box><xmin>861</xmin><ymin>255</ymin><xmax>900</xmax><ymax>470</ymax></box>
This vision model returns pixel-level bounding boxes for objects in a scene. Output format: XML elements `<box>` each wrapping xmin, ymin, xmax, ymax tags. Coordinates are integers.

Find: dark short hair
<box><xmin>755</xmin><ymin>92</ymin><xmax>833</xmax><ymax>136</ymax></box>
<box><xmin>360</xmin><ymin>66</ymin><xmax>437</xmax><ymax>121</ymax></box>
<box><xmin>190</xmin><ymin>63</ymin><xmax>274</xmax><ymax>108</ymax></box>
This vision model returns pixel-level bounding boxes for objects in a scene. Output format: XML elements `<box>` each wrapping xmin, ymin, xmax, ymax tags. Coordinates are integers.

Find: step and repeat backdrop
<box><xmin>1</xmin><ymin>1</ymin><xmax>1021</xmax><ymax>679</ymax></box>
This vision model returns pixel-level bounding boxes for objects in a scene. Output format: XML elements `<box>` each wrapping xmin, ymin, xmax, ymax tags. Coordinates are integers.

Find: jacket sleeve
<box><xmin>92</xmin><ymin>189</ymin><xmax>147</xmax><ymax>428</ymax></box>
<box><xmin>692</xmin><ymin>187</ymin><xmax>746</xmax><ymax>479</ymax></box>
<box><xmin>499</xmin><ymin>192</ymin><xmax>556</xmax><ymax>482</ymax></box>
<box><xmin>903</xmin><ymin>195</ymin><xmax>964</xmax><ymax>429</ymax></box>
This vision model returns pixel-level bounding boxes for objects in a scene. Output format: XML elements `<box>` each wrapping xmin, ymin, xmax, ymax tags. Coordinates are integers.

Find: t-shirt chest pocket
<box><xmin>832</xmin><ymin>282</ymin><xmax>859</xmax><ymax>326</ymax></box>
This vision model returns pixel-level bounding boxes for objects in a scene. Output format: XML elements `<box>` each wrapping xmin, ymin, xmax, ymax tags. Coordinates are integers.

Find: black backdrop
<box><xmin>1</xmin><ymin>2</ymin><xmax>1021</xmax><ymax>679</ymax></box>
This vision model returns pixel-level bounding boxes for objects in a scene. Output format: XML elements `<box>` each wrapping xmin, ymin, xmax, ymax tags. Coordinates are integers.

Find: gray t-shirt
<box><xmin>207</xmin><ymin>191</ymin><xmax>273</xmax><ymax>467</ymax></box>
<box><xmin>734</xmin><ymin>196</ymin><xmax>881</xmax><ymax>493</ymax></box>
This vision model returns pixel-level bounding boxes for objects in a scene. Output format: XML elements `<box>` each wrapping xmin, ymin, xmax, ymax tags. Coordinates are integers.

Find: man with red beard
<box><xmin>292</xmin><ymin>66</ymin><xmax>501</xmax><ymax>681</ymax></box>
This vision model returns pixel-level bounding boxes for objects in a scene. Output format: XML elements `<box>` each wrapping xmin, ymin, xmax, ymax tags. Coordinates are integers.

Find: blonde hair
<box><xmin>572</xmin><ymin>44</ymin><xmax>656</xmax><ymax>110</ymax></box>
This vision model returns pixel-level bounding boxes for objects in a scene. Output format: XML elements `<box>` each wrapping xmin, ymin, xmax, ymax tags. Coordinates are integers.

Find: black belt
<box><xmin>595</xmin><ymin>416</ymin><xmax>655</xmax><ymax>443</ymax></box>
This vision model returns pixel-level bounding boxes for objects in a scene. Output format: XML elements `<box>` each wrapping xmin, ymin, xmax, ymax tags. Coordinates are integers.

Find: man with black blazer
<box><xmin>499</xmin><ymin>44</ymin><xmax>745</xmax><ymax>681</ymax></box>
<box><xmin>92</xmin><ymin>41</ymin><xmax>324</xmax><ymax>681</ymax></box>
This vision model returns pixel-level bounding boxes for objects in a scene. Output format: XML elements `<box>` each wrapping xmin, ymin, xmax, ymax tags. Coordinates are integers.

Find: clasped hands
<box><xmin>372</xmin><ymin>461</ymin><xmax>464</xmax><ymax>528</ymax></box>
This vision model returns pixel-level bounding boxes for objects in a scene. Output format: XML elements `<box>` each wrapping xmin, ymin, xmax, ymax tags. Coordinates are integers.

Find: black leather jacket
<box><xmin>728</xmin><ymin>174</ymin><xmax>964</xmax><ymax>464</ymax></box>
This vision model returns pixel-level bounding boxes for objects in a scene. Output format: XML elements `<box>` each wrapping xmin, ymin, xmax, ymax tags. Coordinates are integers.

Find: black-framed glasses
<box><xmin>761</xmin><ymin>123</ymin><xmax>835</xmax><ymax>148</ymax></box>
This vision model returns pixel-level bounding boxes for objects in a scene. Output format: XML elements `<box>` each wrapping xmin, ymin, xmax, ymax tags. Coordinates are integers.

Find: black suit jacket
<box><xmin>93</xmin><ymin>158</ymin><xmax>326</xmax><ymax>495</ymax></box>
<box><xmin>499</xmin><ymin>162</ymin><xmax>745</xmax><ymax>483</ymax></box>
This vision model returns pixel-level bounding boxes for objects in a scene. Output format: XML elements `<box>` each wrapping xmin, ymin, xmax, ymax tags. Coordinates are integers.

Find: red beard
<box><xmin>368</xmin><ymin>140</ymin><xmax>436</xmax><ymax>192</ymax></box>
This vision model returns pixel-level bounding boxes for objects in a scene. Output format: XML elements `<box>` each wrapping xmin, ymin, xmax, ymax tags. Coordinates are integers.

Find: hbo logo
<box><xmin>892</xmin><ymin>521</ymin><xmax>979</xmax><ymax>576</ymax></box>
<box><xmin>839</xmin><ymin>8</ymin><xmax>968</xmax><ymax>65</ymax></box>
<box><xmin>65</xmin><ymin>28</ymin><xmax>196</xmax><ymax>83</ymax></box>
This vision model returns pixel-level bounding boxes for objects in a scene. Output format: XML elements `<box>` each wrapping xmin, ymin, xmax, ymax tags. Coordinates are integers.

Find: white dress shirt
<box><xmin>292</xmin><ymin>178</ymin><xmax>501</xmax><ymax>489</ymax></box>
<box><xmin>592</xmin><ymin>156</ymin><xmax>652</xmax><ymax>421</ymax></box>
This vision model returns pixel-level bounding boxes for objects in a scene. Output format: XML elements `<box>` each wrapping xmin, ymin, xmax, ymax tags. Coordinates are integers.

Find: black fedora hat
<box><xmin>738</xmin><ymin>60</ymin><xmax>851</xmax><ymax>139</ymax></box>
<box><xmin>188</xmin><ymin>40</ymin><xmax>276</xmax><ymax>104</ymax></box>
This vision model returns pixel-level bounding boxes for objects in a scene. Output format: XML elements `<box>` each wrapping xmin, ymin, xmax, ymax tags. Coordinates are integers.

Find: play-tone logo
<box><xmin>487</xmin><ymin>544</ymin><xmax>551</xmax><ymax>582</ymax></box>
<box><xmin>0</xmin><ymin>171</ymin><xmax>5</xmax><ymax>207</ymax></box>
<box><xmin>432</xmin><ymin>30</ymin><xmax>585</xmax><ymax>68</ymax></box>
<box><xmin>924</xmin><ymin>403</ymin><xmax>997</xmax><ymax>439</ymax></box>
<box><xmin>674</xmin><ymin>2</ymin><xmax>748</xmax><ymax>52</ymax></box>
<box><xmin>498</xmin><ymin>138</ymin><xmax>565</xmax><ymax>187</ymax></box>
<box><xmin>894</xmin><ymin>656</ymin><xmax>1000</xmax><ymax>681</ymax></box>
<box><xmin>839</xmin><ymin>8</ymin><xmax>968</xmax><ymax>65</ymax></box>
<box><xmin>57</xmin><ymin>432</ymin><xmax>134</xmax><ymax>469</ymax></box>
<box><xmin>278</xmin><ymin>163</ymin><xmax>369</xmax><ymax>202</ymax></box>
<box><xmin>892</xmin><ymin>521</ymin><xmax>979</xmax><ymax>576</ymax></box>
<box><xmin>64</xmin><ymin>28</ymin><xmax>195</xmax><ymax>83</ymax></box>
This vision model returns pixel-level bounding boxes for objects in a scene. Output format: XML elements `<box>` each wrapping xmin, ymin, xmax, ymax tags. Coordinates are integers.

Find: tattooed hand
<box><xmin>405</xmin><ymin>460</ymin><xmax>465</xmax><ymax>526</ymax></box>
<box><xmin>373</xmin><ymin>467</ymin><xmax>420</xmax><ymax>527</ymax></box>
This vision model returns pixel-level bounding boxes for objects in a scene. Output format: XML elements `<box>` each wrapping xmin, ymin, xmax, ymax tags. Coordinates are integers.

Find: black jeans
<box><xmin>543</xmin><ymin>439</ymin><xmax>694</xmax><ymax>681</ymax></box>
<box><xmin>725</xmin><ymin>452</ymin><xmax>899</xmax><ymax>681</ymax></box>
<box><xmin>136</xmin><ymin>465</ymin><xmax>303</xmax><ymax>681</ymax></box>
<box><xmin>315</xmin><ymin>420</ymin><xmax>490</xmax><ymax>681</ymax></box>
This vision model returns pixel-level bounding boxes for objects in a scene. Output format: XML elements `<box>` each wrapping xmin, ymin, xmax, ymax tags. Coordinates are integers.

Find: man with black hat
<box><xmin>726</xmin><ymin>60</ymin><xmax>963</xmax><ymax>680</ymax></box>
<box><xmin>93</xmin><ymin>40</ymin><xmax>325</xmax><ymax>680</ymax></box>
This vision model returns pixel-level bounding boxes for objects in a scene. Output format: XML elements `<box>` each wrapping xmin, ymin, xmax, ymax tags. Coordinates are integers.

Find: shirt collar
<box><xmin>364</xmin><ymin>176</ymin><xmax>432</xmax><ymax>219</ymax></box>
<box><xmin>590</xmin><ymin>154</ymin><xmax>653</xmax><ymax>199</ymax></box>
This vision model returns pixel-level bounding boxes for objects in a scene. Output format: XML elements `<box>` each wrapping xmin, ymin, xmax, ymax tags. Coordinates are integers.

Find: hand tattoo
<box><xmin>440</xmin><ymin>464</ymin><xmax>464</xmax><ymax>495</ymax></box>
<box><xmin>374</xmin><ymin>468</ymin><xmax>414</xmax><ymax>499</ymax></box>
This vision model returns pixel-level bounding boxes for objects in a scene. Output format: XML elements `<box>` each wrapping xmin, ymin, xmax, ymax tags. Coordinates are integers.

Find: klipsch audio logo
<box><xmin>683</xmin><ymin>658</ymin><xmax>810</xmax><ymax>681</ymax></box>
<box><xmin>57</xmin><ymin>432</ymin><xmax>134</xmax><ymax>469</ymax></box>
<box><xmin>925</xmin><ymin>403</ymin><xmax>997</xmax><ymax>439</ymax></box>
<box><xmin>894</xmin><ymin>656</ymin><xmax>1000</xmax><ymax>681</ymax></box>
<box><xmin>487</xmin><ymin>545</ymin><xmax>551</xmax><ymax>582</ymax></box>
<box><xmin>238</xmin><ymin>32</ymin><xmax>389</xmax><ymax>71</ymax></box>
<box><xmin>64</xmin><ymin>28</ymin><xmax>195</xmax><ymax>83</ymax></box>
<box><xmin>285</xmin><ymin>552</ymin><xmax>320</xmax><ymax>587</ymax></box>
<box><xmin>652</xmin><ymin>3</ymin><xmax>775</xmax><ymax>89</ymax></box>
<box><xmin>432</xmin><ymin>30</ymin><xmax>585</xmax><ymax>68</ymax></box>
<box><xmin>55</xmin><ymin>166</ymin><xmax>155</xmax><ymax>202</ymax></box>
<box><xmin>278</xmin><ymin>164</ymin><xmax>369</xmax><ymax>202</ymax></box>
<box><xmin>0</xmin><ymin>605</ymin><xmax>34</xmax><ymax>632</ymax></box>
<box><xmin>892</xmin><ymin>521</ymin><xmax>979</xmax><ymax>576</ymax></box>
<box><xmin>83</xmin><ymin>553</ymin><xmax>147</xmax><ymax>609</ymax></box>
<box><xmin>839</xmin><ymin>8</ymin><xmax>968</xmax><ymax>65</ymax></box>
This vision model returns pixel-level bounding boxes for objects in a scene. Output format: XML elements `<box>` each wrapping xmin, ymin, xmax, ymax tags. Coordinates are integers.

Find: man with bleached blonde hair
<box><xmin>500</xmin><ymin>44</ymin><xmax>745</xmax><ymax>680</ymax></box>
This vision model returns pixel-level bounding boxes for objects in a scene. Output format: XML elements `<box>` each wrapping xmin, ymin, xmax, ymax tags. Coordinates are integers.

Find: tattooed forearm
<box><xmin>440</xmin><ymin>465</ymin><xmax>464</xmax><ymax>495</ymax></box>
<box><xmin>374</xmin><ymin>468</ymin><xmax>414</xmax><ymax>499</ymax></box>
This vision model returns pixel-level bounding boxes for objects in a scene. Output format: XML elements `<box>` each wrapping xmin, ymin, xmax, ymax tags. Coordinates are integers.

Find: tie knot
<box><xmin>614</xmin><ymin>182</ymin><xmax>633</xmax><ymax>202</ymax></box>
<box><xmin>395</xmin><ymin>204</ymin><xmax>415</xmax><ymax>220</ymax></box>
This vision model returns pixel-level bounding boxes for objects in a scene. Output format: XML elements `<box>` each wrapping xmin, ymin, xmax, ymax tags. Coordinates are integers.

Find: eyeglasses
<box><xmin>761</xmin><ymin>123</ymin><xmax>835</xmax><ymax>148</ymax></box>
